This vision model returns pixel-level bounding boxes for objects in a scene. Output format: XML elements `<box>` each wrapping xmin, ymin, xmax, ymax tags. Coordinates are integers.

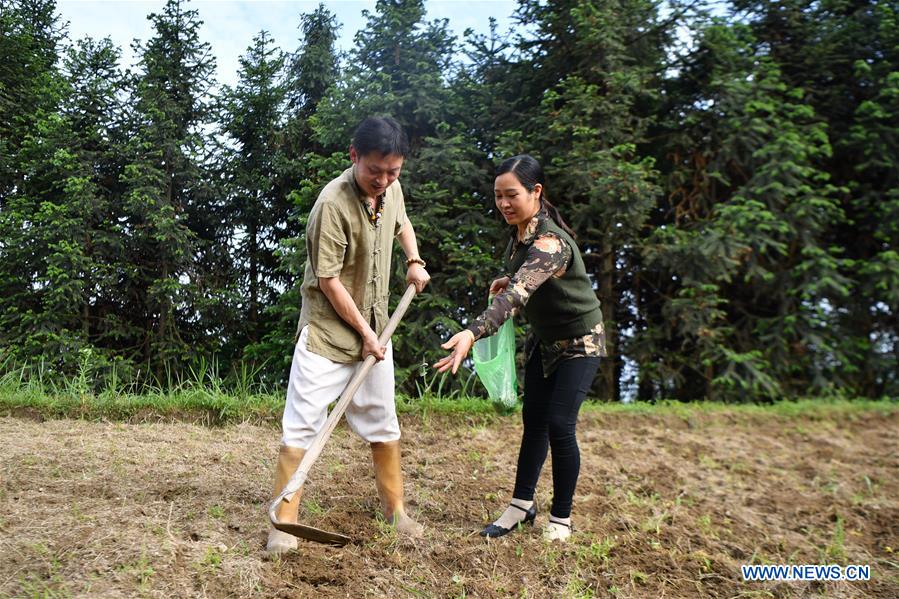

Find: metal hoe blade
<box><xmin>271</xmin><ymin>521</ymin><xmax>351</xmax><ymax>547</ymax></box>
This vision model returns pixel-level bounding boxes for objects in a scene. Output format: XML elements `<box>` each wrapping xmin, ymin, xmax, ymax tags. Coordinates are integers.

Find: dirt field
<box><xmin>1</xmin><ymin>407</ymin><xmax>896</xmax><ymax>598</ymax></box>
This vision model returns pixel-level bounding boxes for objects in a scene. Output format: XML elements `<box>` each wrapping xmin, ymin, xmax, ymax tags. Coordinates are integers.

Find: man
<box><xmin>267</xmin><ymin>116</ymin><xmax>430</xmax><ymax>555</ymax></box>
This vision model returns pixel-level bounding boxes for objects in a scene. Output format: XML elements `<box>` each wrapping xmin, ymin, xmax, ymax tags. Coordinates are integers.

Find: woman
<box><xmin>434</xmin><ymin>155</ymin><xmax>606</xmax><ymax>542</ymax></box>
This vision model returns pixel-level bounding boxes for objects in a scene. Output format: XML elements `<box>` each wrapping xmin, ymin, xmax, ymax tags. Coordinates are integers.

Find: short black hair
<box><xmin>352</xmin><ymin>116</ymin><xmax>410</xmax><ymax>158</ymax></box>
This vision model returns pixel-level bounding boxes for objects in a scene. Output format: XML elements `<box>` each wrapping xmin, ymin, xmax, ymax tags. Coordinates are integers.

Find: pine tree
<box><xmin>497</xmin><ymin>0</ymin><xmax>667</xmax><ymax>401</ymax></box>
<box><xmin>645</xmin><ymin>21</ymin><xmax>851</xmax><ymax>401</ymax></box>
<box><xmin>0</xmin><ymin>0</ymin><xmax>63</xmax><ymax>204</ymax></box>
<box><xmin>845</xmin><ymin>66</ymin><xmax>899</xmax><ymax>395</ymax></box>
<box><xmin>0</xmin><ymin>0</ymin><xmax>65</xmax><ymax>326</ymax></box>
<box><xmin>686</xmin><ymin>1</ymin><xmax>899</xmax><ymax>397</ymax></box>
<box><xmin>312</xmin><ymin>0</ymin><xmax>456</xmax><ymax>150</ymax></box>
<box><xmin>244</xmin><ymin>5</ymin><xmax>342</xmax><ymax>382</ymax></box>
<box><xmin>218</xmin><ymin>31</ymin><xmax>286</xmax><ymax>356</ymax></box>
<box><xmin>121</xmin><ymin>0</ymin><xmax>219</xmax><ymax>380</ymax></box>
<box><xmin>284</xmin><ymin>3</ymin><xmax>339</xmax><ymax>148</ymax></box>
<box><xmin>300</xmin><ymin>0</ymin><xmax>495</xmax><ymax>390</ymax></box>
<box><xmin>393</xmin><ymin>125</ymin><xmax>500</xmax><ymax>388</ymax></box>
<box><xmin>0</xmin><ymin>35</ymin><xmax>133</xmax><ymax>378</ymax></box>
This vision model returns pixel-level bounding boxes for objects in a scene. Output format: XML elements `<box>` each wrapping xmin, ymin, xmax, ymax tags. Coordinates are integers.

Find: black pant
<box><xmin>512</xmin><ymin>347</ymin><xmax>600</xmax><ymax>519</ymax></box>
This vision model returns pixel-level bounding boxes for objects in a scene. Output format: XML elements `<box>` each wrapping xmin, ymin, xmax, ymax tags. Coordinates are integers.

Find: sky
<box><xmin>55</xmin><ymin>1</ymin><xmax>520</xmax><ymax>87</ymax></box>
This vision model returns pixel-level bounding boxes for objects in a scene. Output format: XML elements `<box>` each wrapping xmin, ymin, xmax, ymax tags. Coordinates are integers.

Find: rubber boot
<box><xmin>370</xmin><ymin>440</ymin><xmax>424</xmax><ymax>538</ymax></box>
<box><xmin>266</xmin><ymin>444</ymin><xmax>306</xmax><ymax>555</ymax></box>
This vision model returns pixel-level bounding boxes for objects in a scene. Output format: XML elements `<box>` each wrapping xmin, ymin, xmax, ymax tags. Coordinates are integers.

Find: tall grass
<box><xmin>0</xmin><ymin>352</ymin><xmax>284</xmax><ymax>424</ymax></box>
<box><xmin>1</xmin><ymin>352</ymin><xmax>896</xmax><ymax>424</ymax></box>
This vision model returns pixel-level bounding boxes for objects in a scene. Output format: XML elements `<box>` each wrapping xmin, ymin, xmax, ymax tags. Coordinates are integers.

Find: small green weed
<box><xmin>824</xmin><ymin>516</ymin><xmax>847</xmax><ymax>563</ymax></box>
<box><xmin>199</xmin><ymin>546</ymin><xmax>222</xmax><ymax>572</ymax></box>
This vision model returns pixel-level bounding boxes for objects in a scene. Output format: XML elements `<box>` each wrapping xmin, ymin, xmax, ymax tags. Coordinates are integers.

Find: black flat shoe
<box><xmin>479</xmin><ymin>503</ymin><xmax>537</xmax><ymax>538</ymax></box>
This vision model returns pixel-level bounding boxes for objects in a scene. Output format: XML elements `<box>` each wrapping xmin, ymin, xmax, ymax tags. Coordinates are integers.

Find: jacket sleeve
<box><xmin>465</xmin><ymin>232</ymin><xmax>572</xmax><ymax>340</ymax></box>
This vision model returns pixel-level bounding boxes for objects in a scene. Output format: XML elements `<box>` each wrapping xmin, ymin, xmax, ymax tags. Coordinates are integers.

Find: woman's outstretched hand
<box><xmin>489</xmin><ymin>276</ymin><xmax>511</xmax><ymax>297</ymax></box>
<box><xmin>433</xmin><ymin>330</ymin><xmax>475</xmax><ymax>374</ymax></box>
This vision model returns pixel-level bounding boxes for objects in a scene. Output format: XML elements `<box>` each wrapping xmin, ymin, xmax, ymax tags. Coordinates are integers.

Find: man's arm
<box><xmin>318</xmin><ymin>277</ymin><xmax>385</xmax><ymax>360</ymax></box>
<box><xmin>396</xmin><ymin>222</ymin><xmax>430</xmax><ymax>293</ymax></box>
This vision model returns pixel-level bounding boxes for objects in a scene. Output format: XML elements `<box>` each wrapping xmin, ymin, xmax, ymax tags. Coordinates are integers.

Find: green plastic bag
<box><xmin>472</xmin><ymin>315</ymin><xmax>518</xmax><ymax>414</ymax></box>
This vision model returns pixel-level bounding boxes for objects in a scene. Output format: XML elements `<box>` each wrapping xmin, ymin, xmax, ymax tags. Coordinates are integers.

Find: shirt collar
<box><xmin>517</xmin><ymin>205</ymin><xmax>547</xmax><ymax>245</ymax></box>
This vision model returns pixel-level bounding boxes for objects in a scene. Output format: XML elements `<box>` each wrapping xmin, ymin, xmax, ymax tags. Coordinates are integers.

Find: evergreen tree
<box><xmin>305</xmin><ymin>0</ymin><xmax>494</xmax><ymax>390</ymax></box>
<box><xmin>121</xmin><ymin>0</ymin><xmax>220</xmax><ymax>380</ymax></box>
<box><xmin>1</xmin><ymin>0</ymin><xmax>894</xmax><ymax>402</ymax></box>
<box><xmin>393</xmin><ymin>125</ymin><xmax>500</xmax><ymax>389</ymax></box>
<box><xmin>845</xmin><ymin>66</ymin><xmax>899</xmax><ymax>395</ymax></box>
<box><xmin>218</xmin><ymin>31</ymin><xmax>286</xmax><ymax>358</ymax></box>
<box><xmin>284</xmin><ymin>3</ymin><xmax>339</xmax><ymax>148</ymax></box>
<box><xmin>725</xmin><ymin>0</ymin><xmax>899</xmax><ymax>396</ymax></box>
<box><xmin>244</xmin><ymin>5</ymin><xmax>342</xmax><ymax>382</ymax></box>
<box><xmin>312</xmin><ymin>0</ymin><xmax>456</xmax><ymax>150</ymax></box>
<box><xmin>0</xmin><ymin>35</ymin><xmax>132</xmax><ymax>377</ymax></box>
<box><xmin>0</xmin><ymin>0</ymin><xmax>63</xmax><ymax>204</ymax></box>
<box><xmin>497</xmin><ymin>0</ymin><xmax>667</xmax><ymax>401</ymax></box>
<box><xmin>645</xmin><ymin>21</ymin><xmax>851</xmax><ymax>401</ymax></box>
<box><xmin>0</xmin><ymin>0</ymin><xmax>65</xmax><ymax>346</ymax></box>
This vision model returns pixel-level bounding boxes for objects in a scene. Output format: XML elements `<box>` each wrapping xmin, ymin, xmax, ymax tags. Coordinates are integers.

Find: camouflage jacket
<box><xmin>466</xmin><ymin>209</ymin><xmax>607</xmax><ymax>377</ymax></box>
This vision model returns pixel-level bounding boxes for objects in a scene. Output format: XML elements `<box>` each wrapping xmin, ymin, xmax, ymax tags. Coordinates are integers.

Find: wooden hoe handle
<box><xmin>268</xmin><ymin>283</ymin><xmax>418</xmax><ymax>519</ymax></box>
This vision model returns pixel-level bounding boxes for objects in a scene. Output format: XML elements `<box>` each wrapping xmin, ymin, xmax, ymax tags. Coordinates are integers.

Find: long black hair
<box><xmin>495</xmin><ymin>154</ymin><xmax>576</xmax><ymax>238</ymax></box>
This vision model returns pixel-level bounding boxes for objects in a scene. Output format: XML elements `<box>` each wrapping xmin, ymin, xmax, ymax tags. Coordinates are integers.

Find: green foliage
<box><xmin>395</xmin><ymin>125</ymin><xmax>499</xmax><ymax>388</ymax></box>
<box><xmin>217</xmin><ymin>31</ymin><xmax>288</xmax><ymax>358</ymax></box>
<box><xmin>1</xmin><ymin>0</ymin><xmax>896</xmax><ymax>401</ymax></box>
<box><xmin>0</xmin><ymin>28</ymin><xmax>127</xmax><ymax>374</ymax></box>
<box><xmin>116</xmin><ymin>0</ymin><xmax>224</xmax><ymax>379</ymax></box>
<box><xmin>495</xmin><ymin>0</ymin><xmax>665</xmax><ymax>401</ymax></box>
<box><xmin>312</xmin><ymin>0</ymin><xmax>456</xmax><ymax>150</ymax></box>
<box><xmin>640</xmin><ymin>13</ymin><xmax>875</xmax><ymax>401</ymax></box>
<box><xmin>1</xmin><ymin>350</ymin><xmax>894</xmax><ymax>423</ymax></box>
<box><xmin>0</xmin><ymin>0</ymin><xmax>65</xmax><ymax>200</ymax></box>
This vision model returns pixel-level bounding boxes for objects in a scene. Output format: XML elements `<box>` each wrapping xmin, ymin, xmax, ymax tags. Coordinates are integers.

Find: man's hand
<box><xmin>433</xmin><ymin>330</ymin><xmax>475</xmax><ymax>375</ymax></box>
<box><xmin>489</xmin><ymin>276</ymin><xmax>511</xmax><ymax>297</ymax></box>
<box><xmin>362</xmin><ymin>329</ymin><xmax>387</xmax><ymax>361</ymax></box>
<box><xmin>406</xmin><ymin>264</ymin><xmax>430</xmax><ymax>294</ymax></box>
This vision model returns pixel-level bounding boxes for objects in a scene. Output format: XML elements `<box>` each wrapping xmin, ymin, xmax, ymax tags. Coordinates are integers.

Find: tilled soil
<box><xmin>0</xmin><ymin>408</ymin><xmax>896</xmax><ymax>598</ymax></box>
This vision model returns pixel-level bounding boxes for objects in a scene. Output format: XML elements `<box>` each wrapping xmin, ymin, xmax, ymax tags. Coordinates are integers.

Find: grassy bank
<box><xmin>1</xmin><ymin>377</ymin><xmax>895</xmax><ymax>425</ymax></box>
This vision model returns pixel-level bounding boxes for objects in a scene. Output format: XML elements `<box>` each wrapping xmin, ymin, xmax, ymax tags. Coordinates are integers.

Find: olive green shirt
<box><xmin>296</xmin><ymin>166</ymin><xmax>407</xmax><ymax>363</ymax></box>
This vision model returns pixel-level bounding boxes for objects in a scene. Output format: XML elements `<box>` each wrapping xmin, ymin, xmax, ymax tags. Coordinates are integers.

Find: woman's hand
<box><xmin>432</xmin><ymin>330</ymin><xmax>475</xmax><ymax>374</ymax></box>
<box><xmin>489</xmin><ymin>276</ymin><xmax>511</xmax><ymax>297</ymax></box>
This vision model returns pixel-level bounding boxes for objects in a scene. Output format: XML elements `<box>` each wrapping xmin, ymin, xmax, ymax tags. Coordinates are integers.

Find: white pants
<box><xmin>281</xmin><ymin>326</ymin><xmax>401</xmax><ymax>448</ymax></box>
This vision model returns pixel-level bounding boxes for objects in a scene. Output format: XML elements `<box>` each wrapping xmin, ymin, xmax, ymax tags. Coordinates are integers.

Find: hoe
<box><xmin>268</xmin><ymin>283</ymin><xmax>418</xmax><ymax>546</ymax></box>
